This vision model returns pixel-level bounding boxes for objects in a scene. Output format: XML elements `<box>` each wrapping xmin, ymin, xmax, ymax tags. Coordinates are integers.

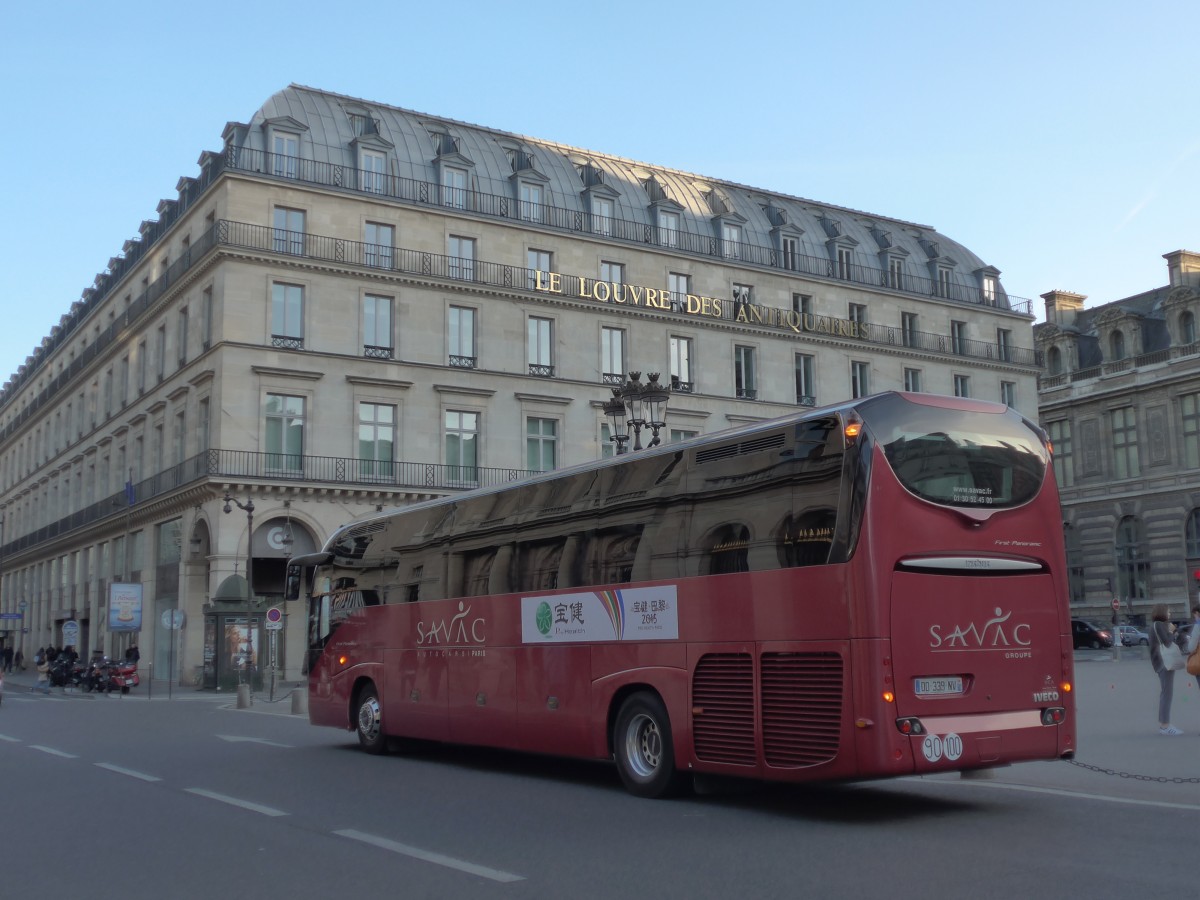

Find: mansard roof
<box><xmin>243</xmin><ymin>84</ymin><xmax>995</xmax><ymax>279</ymax></box>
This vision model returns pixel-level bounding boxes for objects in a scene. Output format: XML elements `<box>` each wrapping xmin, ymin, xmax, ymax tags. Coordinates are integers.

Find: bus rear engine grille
<box><xmin>760</xmin><ymin>652</ymin><xmax>843</xmax><ymax>768</ymax></box>
<box><xmin>692</xmin><ymin>653</ymin><xmax>756</xmax><ymax>766</ymax></box>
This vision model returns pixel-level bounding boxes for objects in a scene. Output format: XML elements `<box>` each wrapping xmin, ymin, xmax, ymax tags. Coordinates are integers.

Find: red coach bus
<box><xmin>289</xmin><ymin>391</ymin><xmax>1075</xmax><ymax>797</ymax></box>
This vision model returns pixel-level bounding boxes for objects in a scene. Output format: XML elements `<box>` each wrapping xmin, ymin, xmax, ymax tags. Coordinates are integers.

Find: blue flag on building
<box><xmin>125</xmin><ymin>477</ymin><xmax>135</xmax><ymax>507</ymax></box>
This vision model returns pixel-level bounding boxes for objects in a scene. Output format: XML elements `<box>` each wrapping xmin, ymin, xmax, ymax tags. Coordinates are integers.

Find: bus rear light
<box><xmin>1041</xmin><ymin>707</ymin><xmax>1066</xmax><ymax>726</ymax></box>
<box><xmin>895</xmin><ymin>717</ymin><xmax>925</xmax><ymax>736</ymax></box>
<box><xmin>882</xmin><ymin>690</ymin><xmax>895</xmax><ymax>703</ymax></box>
<box><xmin>1060</xmin><ymin>681</ymin><xmax>1072</xmax><ymax>694</ymax></box>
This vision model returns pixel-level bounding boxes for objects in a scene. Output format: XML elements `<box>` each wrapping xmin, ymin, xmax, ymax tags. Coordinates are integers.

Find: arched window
<box><xmin>707</xmin><ymin>524</ymin><xmax>750</xmax><ymax>575</ymax></box>
<box><xmin>1110</xmin><ymin>330</ymin><xmax>1126</xmax><ymax>361</ymax></box>
<box><xmin>1180</xmin><ymin>311</ymin><xmax>1196</xmax><ymax>346</ymax></box>
<box><xmin>1114</xmin><ymin>516</ymin><xmax>1148</xmax><ymax>602</ymax></box>
<box><xmin>1047</xmin><ymin>346</ymin><xmax>1063</xmax><ymax>375</ymax></box>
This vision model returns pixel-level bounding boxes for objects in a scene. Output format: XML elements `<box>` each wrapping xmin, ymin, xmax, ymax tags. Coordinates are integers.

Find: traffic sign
<box><xmin>0</xmin><ymin>613</ymin><xmax>21</xmax><ymax>619</ymax></box>
<box><xmin>1111</xmin><ymin>597</ymin><xmax>1120</xmax><ymax>611</ymax></box>
<box><xmin>265</xmin><ymin>607</ymin><xmax>284</xmax><ymax>631</ymax></box>
<box><xmin>161</xmin><ymin>609</ymin><xmax>185</xmax><ymax>630</ymax></box>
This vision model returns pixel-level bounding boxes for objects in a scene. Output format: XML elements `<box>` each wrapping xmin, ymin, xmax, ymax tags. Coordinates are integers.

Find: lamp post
<box><xmin>223</xmin><ymin>492</ymin><xmax>255</xmax><ymax>707</ymax></box>
<box><xmin>605</xmin><ymin>372</ymin><xmax>669</xmax><ymax>455</ymax></box>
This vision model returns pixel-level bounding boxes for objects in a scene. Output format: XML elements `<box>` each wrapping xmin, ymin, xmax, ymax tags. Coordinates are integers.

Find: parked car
<box><xmin>1072</xmin><ymin>619</ymin><xmax>1114</xmax><ymax>649</ymax></box>
<box><xmin>1115</xmin><ymin>624</ymin><xmax>1149</xmax><ymax>646</ymax></box>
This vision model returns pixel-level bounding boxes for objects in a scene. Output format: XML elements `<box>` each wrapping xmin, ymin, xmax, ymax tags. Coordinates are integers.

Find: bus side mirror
<box><xmin>284</xmin><ymin>564</ymin><xmax>302</xmax><ymax>602</ymax></box>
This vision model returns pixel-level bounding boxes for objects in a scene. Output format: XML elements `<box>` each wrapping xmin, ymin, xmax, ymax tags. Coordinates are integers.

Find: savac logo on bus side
<box><xmin>417</xmin><ymin>601</ymin><xmax>486</xmax><ymax>646</ymax></box>
<box><xmin>929</xmin><ymin>607</ymin><xmax>1031</xmax><ymax>650</ymax></box>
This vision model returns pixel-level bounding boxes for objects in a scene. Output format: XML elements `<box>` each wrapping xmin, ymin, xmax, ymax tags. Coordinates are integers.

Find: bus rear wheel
<box><xmin>355</xmin><ymin>685</ymin><xmax>388</xmax><ymax>755</ymax></box>
<box><xmin>613</xmin><ymin>692</ymin><xmax>686</xmax><ymax>798</ymax></box>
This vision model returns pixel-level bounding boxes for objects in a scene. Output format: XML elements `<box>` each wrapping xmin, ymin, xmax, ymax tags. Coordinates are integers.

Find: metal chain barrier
<box><xmin>1068</xmin><ymin>758</ymin><xmax>1200</xmax><ymax>784</ymax></box>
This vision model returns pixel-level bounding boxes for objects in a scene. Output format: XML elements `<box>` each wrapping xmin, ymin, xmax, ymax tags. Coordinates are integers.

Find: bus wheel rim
<box><xmin>358</xmin><ymin>696</ymin><xmax>382</xmax><ymax>742</ymax></box>
<box><xmin>625</xmin><ymin>712</ymin><xmax>662</xmax><ymax>778</ymax></box>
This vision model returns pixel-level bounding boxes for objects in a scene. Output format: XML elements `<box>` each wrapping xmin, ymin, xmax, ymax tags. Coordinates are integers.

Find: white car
<box><xmin>1115</xmin><ymin>625</ymin><xmax>1149</xmax><ymax>646</ymax></box>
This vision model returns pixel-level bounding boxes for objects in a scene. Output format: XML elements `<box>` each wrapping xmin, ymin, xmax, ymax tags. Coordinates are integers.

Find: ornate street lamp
<box><xmin>603</xmin><ymin>391</ymin><xmax>630</xmax><ymax>455</ymax></box>
<box><xmin>223</xmin><ymin>492</ymin><xmax>255</xmax><ymax>707</ymax></box>
<box><xmin>605</xmin><ymin>371</ymin><xmax>669</xmax><ymax>454</ymax></box>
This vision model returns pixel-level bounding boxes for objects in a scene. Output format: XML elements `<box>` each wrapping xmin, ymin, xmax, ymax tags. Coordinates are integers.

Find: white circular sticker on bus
<box><xmin>942</xmin><ymin>733</ymin><xmax>963</xmax><ymax>761</ymax></box>
<box><xmin>921</xmin><ymin>734</ymin><xmax>943</xmax><ymax>762</ymax></box>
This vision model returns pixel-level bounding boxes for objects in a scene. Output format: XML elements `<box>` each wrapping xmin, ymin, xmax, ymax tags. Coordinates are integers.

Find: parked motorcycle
<box><xmin>82</xmin><ymin>656</ymin><xmax>139</xmax><ymax>694</ymax></box>
<box><xmin>48</xmin><ymin>656</ymin><xmax>84</xmax><ymax>690</ymax></box>
<box><xmin>110</xmin><ymin>658</ymin><xmax>139</xmax><ymax>694</ymax></box>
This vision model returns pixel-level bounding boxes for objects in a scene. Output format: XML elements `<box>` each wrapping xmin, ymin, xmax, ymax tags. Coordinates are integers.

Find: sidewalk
<box><xmin>0</xmin><ymin>666</ymin><xmax>306</xmax><ymax>705</ymax></box>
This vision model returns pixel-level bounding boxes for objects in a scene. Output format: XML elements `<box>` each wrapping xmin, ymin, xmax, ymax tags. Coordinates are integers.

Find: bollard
<box><xmin>291</xmin><ymin>689</ymin><xmax>308</xmax><ymax>715</ymax></box>
<box><xmin>237</xmin><ymin>683</ymin><xmax>251</xmax><ymax>709</ymax></box>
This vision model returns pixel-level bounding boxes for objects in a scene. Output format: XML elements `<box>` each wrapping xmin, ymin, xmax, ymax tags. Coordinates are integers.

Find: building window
<box><xmin>951</xmin><ymin>320</ymin><xmax>968</xmax><ymax>355</ymax></box>
<box><xmin>600</xmin><ymin>260</ymin><xmax>624</xmax><ymax>286</ymax></box>
<box><xmin>519</xmin><ymin>182</ymin><xmax>542</xmax><ymax>222</ymax></box>
<box><xmin>658</xmin><ymin>210</ymin><xmax>679</xmax><ymax>248</ymax></box>
<box><xmin>156</xmin><ymin>324</ymin><xmax>167</xmax><ymax>382</ymax></box>
<box><xmin>174</xmin><ymin>410</ymin><xmax>186</xmax><ymax>464</ymax></box>
<box><xmin>528</xmin><ymin>317</ymin><xmax>553</xmax><ymax>376</ymax></box>
<box><xmin>601</xmin><ymin>327</ymin><xmax>625</xmax><ymax>386</ymax></box>
<box><xmin>937</xmin><ymin>267</ymin><xmax>953</xmax><ymax>298</ymax></box>
<box><xmin>982</xmin><ymin>274</ymin><xmax>997</xmax><ymax>305</ymax></box>
<box><xmin>1110</xmin><ymin>330</ymin><xmax>1126</xmax><ymax>360</ymax></box>
<box><xmin>601</xmin><ymin>422</ymin><xmax>615</xmax><ymax>459</ymax></box>
<box><xmin>272</xmin><ymin>132</ymin><xmax>299</xmax><ymax>179</ymax></box>
<box><xmin>671</xmin><ymin>428</ymin><xmax>698</xmax><ymax>443</ymax></box>
<box><xmin>272</xmin><ymin>207</ymin><xmax>305</xmax><ymax>256</ymax></box>
<box><xmin>996</xmin><ymin>328</ymin><xmax>1012</xmax><ymax>362</ymax></box>
<box><xmin>119</xmin><ymin>355</ymin><xmax>129</xmax><ymax>407</ymax></box>
<box><xmin>201</xmin><ymin>287</ymin><xmax>213</xmax><ymax>350</ymax></box>
<box><xmin>449</xmin><ymin>306</ymin><xmax>477</xmax><ymax>368</ymax></box>
<box><xmin>670</xmin><ymin>336</ymin><xmax>694</xmax><ymax>392</ymax></box>
<box><xmin>901</xmin><ymin>312</ymin><xmax>919</xmax><ymax>348</ymax></box>
<box><xmin>358</xmin><ymin>402</ymin><xmax>395</xmax><ymax>479</ymax></box>
<box><xmin>851</xmin><ymin>361</ymin><xmax>870</xmax><ymax>398</ymax></box>
<box><xmin>792</xmin><ymin>293</ymin><xmax>812</xmax><ymax>316</ymax></box>
<box><xmin>265</xmin><ymin>394</ymin><xmax>305</xmax><ymax>472</ymax></box>
<box><xmin>1182</xmin><ymin>393</ymin><xmax>1200</xmax><ymax>469</ymax></box>
<box><xmin>1115</xmin><ymin>516</ymin><xmax>1148</xmax><ymax>602</ymax></box>
<box><xmin>1000</xmin><ymin>381</ymin><xmax>1016</xmax><ymax>407</ymax></box>
<box><xmin>443</xmin><ymin>166</ymin><xmax>468</xmax><ymax>209</ymax></box>
<box><xmin>360</xmin><ymin>149</ymin><xmax>386</xmax><ymax>193</ymax></box>
<box><xmin>795</xmin><ymin>353</ymin><xmax>815</xmax><ymax>406</ymax></box>
<box><xmin>527</xmin><ymin>249</ymin><xmax>552</xmax><ymax>290</ymax></box>
<box><xmin>889</xmin><ymin>257</ymin><xmax>905</xmax><ymax>290</ymax></box>
<box><xmin>1111</xmin><ymin>406</ymin><xmax>1140</xmax><ymax>478</ymax></box>
<box><xmin>1047</xmin><ymin>346</ymin><xmax>1064</xmax><ymax>375</ymax></box>
<box><xmin>177</xmin><ymin>307</ymin><xmax>189</xmax><ymax>366</ymax></box>
<box><xmin>364</xmin><ymin>222</ymin><xmax>394</xmax><ymax>269</ymax></box>
<box><xmin>904</xmin><ymin>368</ymin><xmax>922</xmax><ymax>392</ymax></box>
<box><xmin>592</xmin><ymin>197</ymin><xmax>613</xmax><ymax>235</ymax></box>
<box><xmin>734</xmin><ymin>346</ymin><xmax>757</xmax><ymax>400</ymax></box>
<box><xmin>783</xmin><ymin>237</ymin><xmax>799</xmax><ymax>271</ymax></box>
<box><xmin>848</xmin><ymin>303</ymin><xmax>867</xmax><ymax>326</ymax></box>
<box><xmin>448</xmin><ymin>235</ymin><xmax>475</xmax><ymax>281</ymax></box>
<box><xmin>137</xmin><ymin>340</ymin><xmax>147</xmax><ymax>395</ymax></box>
<box><xmin>1180</xmin><ymin>311</ymin><xmax>1197</xmax><ymax>346</ymax></box>
<box><xmin>953</xmin><ymin>374</ymin><xmax>970</xmax><ymax>398</ymax></box>
<box><xmin>271</xmin><ymin>283</ymin><xmax>304</xmax><ymax>349</ymax></box>
<box><xmin>667</xmin><ymin>272</ymin><xmax>689</xmax><ymax>311</ymax></box>
<box><xmin>445</xmin><ymin>410</ymin><xmax>479</xmax><ymax>483</ymax></box>
<box><xmin>363</xmin><ymin>295</ymin><xmax>393</xmax><ymax>359</ymax></box>
<box><xmin>526</xmin><ymin>417</ymin><xmax>558</xmax><ymax>472</ymax></box>
<box><xmin>732</xmin><ymin>284</ymin><xmax>753</xmax><ymax>313</ymax></box>
<box><xmin>1048</xmin><ymin>419</ymin><xmax>1074</xmax><ymax>488</ymax></box>
<box><xmin>722</xmin><ymin>223</ymin><xmax>742</xmax><ymax>259</ymax></box>
<box><xmin>837</xmin><ymin>247</ymin><xmax>853</xmax><ymax>280</ymax></box>
<box><xmin>198</xmin><ymin>398</ymin><xmax>210</xmax><ymax>451</ymax></box>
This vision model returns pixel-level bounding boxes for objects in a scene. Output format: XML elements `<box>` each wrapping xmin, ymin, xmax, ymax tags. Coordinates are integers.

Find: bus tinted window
<box><xmin>859</xmin><ymin>395</ymin><xmax>1046</xmax><ymax>509</ymax></box>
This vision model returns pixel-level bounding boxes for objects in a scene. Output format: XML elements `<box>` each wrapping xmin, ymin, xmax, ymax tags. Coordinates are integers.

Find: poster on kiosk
<box><xmin>109</xmin><ymin>583</ymin><xmax>143</xmax><ymax>632</ymax></box>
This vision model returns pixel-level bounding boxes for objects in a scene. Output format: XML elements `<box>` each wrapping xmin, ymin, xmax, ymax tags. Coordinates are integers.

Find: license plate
<box><xmin>914</xmin><ymin>676</ymin><xmax>963</xmax><ymax>695</ymax></box>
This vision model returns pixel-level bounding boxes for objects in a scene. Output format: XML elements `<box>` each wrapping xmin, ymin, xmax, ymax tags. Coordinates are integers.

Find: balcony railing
<box><xmin>0</xmin><ymin>448</ymin><xmax>538</xmax><ymax>559</ymax></box>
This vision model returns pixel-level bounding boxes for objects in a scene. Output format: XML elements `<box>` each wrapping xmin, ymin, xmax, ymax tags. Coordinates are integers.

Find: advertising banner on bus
<box><xmin>521</xmin><ymin>585</ymin><xmax>679</xmax><ymax>643</ymax></box>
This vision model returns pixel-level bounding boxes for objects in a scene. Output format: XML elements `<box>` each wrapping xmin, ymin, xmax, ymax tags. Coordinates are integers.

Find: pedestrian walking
<box><xmin>1149</xmin><ymin>603</ymin><xmax>1183</xmax><ymax>735</ymax></box>
<box><xmin>1187</xmin><ymin>604</ymin><xmax>1200</xmax><ymax>692</ymax></box>
<box><xmin>34</xmin><ymin>655</ymin><xmax>51</xmax><ymax>694</ymax></box>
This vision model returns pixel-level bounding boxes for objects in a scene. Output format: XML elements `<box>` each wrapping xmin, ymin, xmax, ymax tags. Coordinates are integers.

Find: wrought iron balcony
<box><xmin>363</xmin><ymin>344</ymin><xmax>393</xmax><ymax>360</ymax></box>
<box><xmin>0</xmin><ymin>448</ymin><xmax>540</xmax><ymax>559</ymax></box>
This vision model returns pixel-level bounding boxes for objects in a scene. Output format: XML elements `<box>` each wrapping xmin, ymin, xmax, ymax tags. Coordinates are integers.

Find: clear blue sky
<box><xmin>2</xmin><ymin>0</ymin><xmax>1196</xmax><ymax>384</ymax></box>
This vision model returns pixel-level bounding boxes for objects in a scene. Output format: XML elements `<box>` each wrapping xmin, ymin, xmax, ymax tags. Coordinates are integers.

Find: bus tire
<box><xmin>355</xmin><ymin>685</ymin><xmax>388</xmax><ymax>755</ymax></box>
<box><xmin>613</xmin><ymin>692</ymin><xmax>686</xmax><ymax>799</ymax></box>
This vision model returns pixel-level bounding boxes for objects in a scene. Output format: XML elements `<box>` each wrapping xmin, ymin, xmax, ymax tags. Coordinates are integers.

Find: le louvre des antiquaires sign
<box><xmin>532</xmin><ymin>270</ymin><xmax>873</xmax><ymax>340</ymax></box>
<box><xmin>109</xmin><ymin>583</ymin><xmax>143</xmax><ymax>632</ymax></box>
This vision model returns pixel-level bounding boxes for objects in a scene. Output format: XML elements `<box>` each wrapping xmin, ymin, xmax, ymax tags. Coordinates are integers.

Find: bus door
<box><xmin>888</xmin><ymin>563</ymin><xmax>1068</xmax><ymax>769</ymax></box>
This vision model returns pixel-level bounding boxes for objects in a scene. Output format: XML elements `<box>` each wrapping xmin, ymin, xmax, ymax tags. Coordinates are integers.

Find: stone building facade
<box><xmin>0</xmin><ymin>85</ymin><xmax>1039</xmax><ymax>686</ymax></box>
<box><xmin>1036</xmin><ymin>250</ymin><xmax>1200</xmax><ymax>624</ymax></box>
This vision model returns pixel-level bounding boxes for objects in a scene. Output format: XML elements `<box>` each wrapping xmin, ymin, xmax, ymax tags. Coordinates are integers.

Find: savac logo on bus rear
<box><xmin>929</xmin><ymin>607</ymin><xmax>1032</xmax><ymax>656</ymax></box>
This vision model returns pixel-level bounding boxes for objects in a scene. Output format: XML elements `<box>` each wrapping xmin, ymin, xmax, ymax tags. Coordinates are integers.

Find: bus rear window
<box><xmin>858</xmin><ymin>396</ymin><xmax>1047</xmax><ymax>510</ymax></box>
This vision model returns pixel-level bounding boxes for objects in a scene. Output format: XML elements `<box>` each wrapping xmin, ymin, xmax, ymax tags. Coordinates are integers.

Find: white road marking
<box><xmin>0</xmin><ymin>733</ymin><xmax>21</xmax><ymax>742</ymax></box>
<box><xmin>907</xmin><ymin>776</ymin><xmax>1200</xmax><ymax>811</ymax></box>
<box><xmin>95</xmin><ymin>762</ymin><xmax>162</xmax><ymax>782</ymax></box>
<box><xmin>334</xmin><ymin>828</ymin><xmax>525</xmax><ymax>883</ymax></box>
<box><xmin>185</xmin><ymin>788</ymin><xmax>288</xmax><ymax>817</ymax></box>
<box><xmin>30</xmin><ymin>745</ymin><xmax>77</xmax><ymax>758</ymax></box>
<box><xmin>216</xmin><ymin>734</ymin><xmax>293</xmax><ymax>748</ymax></box>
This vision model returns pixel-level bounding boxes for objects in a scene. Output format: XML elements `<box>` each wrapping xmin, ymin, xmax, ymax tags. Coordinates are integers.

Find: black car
<box><xmin>1072</xmin><ymin>619</ymin><xmax>1113</xmax><ymax>649</ymax></box>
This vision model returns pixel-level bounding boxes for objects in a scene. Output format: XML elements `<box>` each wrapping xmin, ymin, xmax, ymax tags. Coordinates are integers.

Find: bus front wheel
<box><xmin>355</xmin><ymin>685</ymin><xmax>388</xmax><ymax>755</ymax></box>
<box><xmin>613</xmin><ymin>692</ymin><xmax>686</xmax><ymax>798</ymax></box>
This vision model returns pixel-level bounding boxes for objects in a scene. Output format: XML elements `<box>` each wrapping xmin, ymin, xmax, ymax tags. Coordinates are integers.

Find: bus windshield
<box><xmin>857</xmin><ymin>394</ymin><xmax>1047</xmax><ymax>510</ymax></box>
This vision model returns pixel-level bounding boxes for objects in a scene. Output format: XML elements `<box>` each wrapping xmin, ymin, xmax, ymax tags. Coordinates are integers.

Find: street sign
<box><xmin>1111</xmin><ymin>598</ymin><xmax>1120</xmax><ymax>611</ymax></box>
<box><xmin>265</xmin><ymin>607</ymin><xmax>284</xmax><ymax>631</ymax></box>
<box><xmin>0</xmin><ymin>613</ymin><xmax>21</xmax><ymax>619</ymax></box>
<box><xmin>161</xmin><ymin>609</ymin><xmax>185</xmax><ymax>630</ymax></box>
<box><xmin>62</xmin><ymin>620</ymin><xmax>80</xmax><ymax>648</ymax></box>
<box><xmin>18</xmin><ymin>599</ymin><xmax>27</xmax><ymax>611</ymax></box>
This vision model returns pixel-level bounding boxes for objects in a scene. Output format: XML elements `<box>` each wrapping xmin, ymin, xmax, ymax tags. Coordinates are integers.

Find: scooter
<box><xmin>48</xmin><ymin>656</ymin><xmax>84</xmax><ymax>690</ymax></box>
<box><xmin>82</xmin><ymin>657</ymin><xmax>117</xmax><ymax>693</ymax></box>
<box><xmin>109</xmin><ymin>659</ymin><xmax>139</xmax><ymax>694</ymax></box>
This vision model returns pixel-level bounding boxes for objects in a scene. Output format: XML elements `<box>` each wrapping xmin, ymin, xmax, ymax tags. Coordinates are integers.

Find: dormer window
<box><xmin>519</xmin><ymin>182</ymin><xmax>542</xmax><ymax>223</ymax></box>
<box><xmin>272</xmin><ymin>132</ymin><xmax>299</xmax><ymax>179</ymax></box>
<box><xmin>443</xmin><ymin>166</ymin><xmax>468</xmax><ymax>209</ymax></box>
<box><xmin>1047</xmin><ymin>346</ymin><xmax>1064</xmax><ymax>375</ymax></box>
<box><xmin>658</xmin><ymin>210</ymin><xmax>680</xmax><ymax>248</ymax></box>
<box><xmin>722</xmin><ymin>223</ymin><xmax>742</xmax><ymax>259</ymax></box>
<box><xmin>592</xmin><ymin>196</ymin><xmax>613</xmax><ymax>236</ymax></box>
<box><xmin>888</xmin><ymin>257</ymin><xmax>905</xmax><ymax>290</ymax></box>
<box><xmin>360</xmin><ymin>148</ymin><xmax>386</xmax><ymax>194</ymax></box>
<box><xmin>1181</xmin><ymin>311</ymin><xmax>1196</xmax><ymax>346</ymax></box>
<box><xmin>1110</xmin><ymin>330</ymin><xmax>1126</xmax><ymax>360</ymax></box>
<box><xmin>837</xmin><ymin>247</ymin><xmax>854</xmax><ymax>280</ymax></box>
<box><xmin>937</xmin><ymin>267</ymin><xmax>953</xmax><ymax>298</ymax></box>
